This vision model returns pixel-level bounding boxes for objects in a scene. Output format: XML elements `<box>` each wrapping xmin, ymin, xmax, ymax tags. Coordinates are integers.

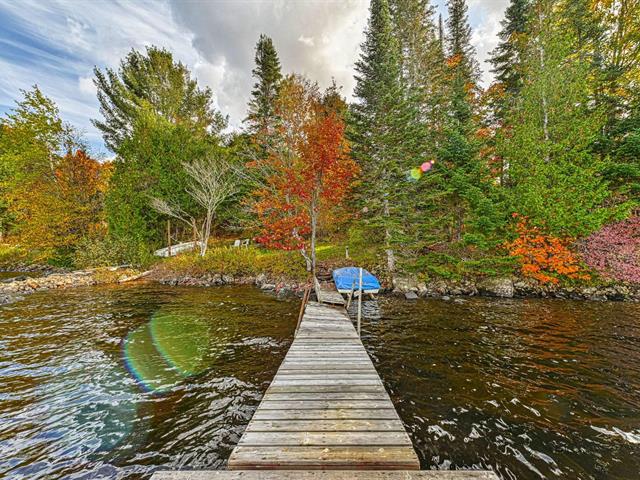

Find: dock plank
<box><xmin>152</xmin><ymin>472</ymin><xmax>499</xmax><ymax>480</ymax></box>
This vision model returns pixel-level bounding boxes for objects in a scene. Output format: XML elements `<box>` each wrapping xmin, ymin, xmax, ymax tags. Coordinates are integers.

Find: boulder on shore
<box><xmin>477</xmin><ymin>277</ymin><xmax>515</xmax><ymax>298</ymax></box>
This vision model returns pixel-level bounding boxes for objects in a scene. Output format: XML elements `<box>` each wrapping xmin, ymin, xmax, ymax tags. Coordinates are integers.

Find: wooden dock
<box><xmin>228</xmin><ymin>301</ymin><xmax>417</xmax><ymax>470</ymax></box>
<box><xmin>314</xmin><ymin>277</ymin><xmax>345</xmax><ymax>306</ymax></box>
<box><xmin>151</xmin><ymin>285</ymin><xmax>499</xmax><ymax>480</ymax></box>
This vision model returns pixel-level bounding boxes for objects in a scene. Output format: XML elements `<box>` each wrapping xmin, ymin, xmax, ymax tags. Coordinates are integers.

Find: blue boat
<box><xmin>332</xmin><ymin>267</ymin><xmax>381</xmax><ymax>294</ymax></box>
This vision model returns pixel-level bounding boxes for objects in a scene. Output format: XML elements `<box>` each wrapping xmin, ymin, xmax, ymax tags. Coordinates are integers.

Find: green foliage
<box><xmin>0</xmin><ymin>244</ymin><xmax>29</xmax><ymax>266</ymax></box>
<box><xmin>489</xmin><ymin>0</ymin><xmax>530</xmax><ymax>100</ymax></box>
<box><xmin>499</xmin><ymin>1</ymin><xmax>619</xmax><ymax>237</ymax></box>
<box><xmin>351</xmin><ymin>0</ymin><xmax>428</xmax><ymax>271</ymax></box>
<box><xmin>93</xmin><ymin>46</ymin><xmax>226</xmax><ymax>152</ymax></box>
<box><xmin>73</xmin><ymin>235</ymin><xmax>155</xmax><ymax>269</ymax></box>
<box><xmin>245</xmin><ymin>34</ymin><xmax>282</xmax><ymax>137</ymax></box>
<box><xmin>105</xmin><ymin>109</ymin><xmax>214</xmax><ymax>250</ymax></box>
<box><xmin>160</xmin><ymin>246</ymin><xmax>308</xmax><ymax>282</ymax></box>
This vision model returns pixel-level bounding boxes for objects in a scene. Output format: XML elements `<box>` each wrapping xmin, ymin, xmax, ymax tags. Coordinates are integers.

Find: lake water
<box><xmin>0</xmin><ymin>284</ymin><xmax>638</xmax><ymax>479</ymax></box>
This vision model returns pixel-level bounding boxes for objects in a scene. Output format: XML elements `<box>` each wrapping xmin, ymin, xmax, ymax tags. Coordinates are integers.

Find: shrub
<box><xmin>160</xmin><ymin>246</ymin><xmax>308</xmax><ymax>282</ymax></box>
<box><xmin>580</xmin><ymin>215</ymin><xmax>640</xmax><ymax>284</ymax></box>
<box><xmin>506</xmin><ymin>214</ymin><xmax>590</xmax><ymax>284</ymax></box>
<box><xmin>73</xmin><ymin>236</ymin><xmax>155</xmax><ymax>269</ymax></box>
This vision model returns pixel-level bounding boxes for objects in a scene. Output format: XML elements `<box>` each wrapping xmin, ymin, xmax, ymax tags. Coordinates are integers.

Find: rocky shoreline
<box><xmin>392</xmin><ymin>276</ymin><xmax>640</xmax><ymax>302</ymax></box>
<box><xmin>154</xmin><ymin>271</ymin><xmax>307</xmax><ymax>298</ymax></box>
<box><xmin>2</xmin><ymin>266</ymin><xmax>638</xmax><ymax>305</ymax></box>
<box><xmin>152</xmin><ymin>270</ymin><xmax>640</xmax><ymax>302</ymax></box>
<box><xmin>0</xmin><ymin>267</ymin><xmax>146</xmax><ymax>305</ymax></box>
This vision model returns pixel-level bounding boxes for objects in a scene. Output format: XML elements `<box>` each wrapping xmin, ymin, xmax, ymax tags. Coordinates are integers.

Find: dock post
<box><xmin>357</xmin><ymin>267</ymin><xmax>363</xmax><ymax>335</ymax></box>
<box><xmin>167</xmin><ymin>220</ymin><xmax>172</xmax><ymax>257</ymax></box>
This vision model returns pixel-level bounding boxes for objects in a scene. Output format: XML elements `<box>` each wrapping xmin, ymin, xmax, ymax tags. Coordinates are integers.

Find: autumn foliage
<box><xmin>11</xmin><ymin>150</ymin><xmax>109</xmax><ymax>257</ymax></box>
<box><xmin>506</xmin><ymin>214</ymin><xmax>590</xmax><ymax>284</ymax></box>
<box><xmin>252</xmin><ymin>76</ymin><xmax>358</xmax><ymax>267</ymax></box>
<box><xmin>580</xmin><ymin>215</ymin><xmax>640</xmax><ymax>284</ymax></box>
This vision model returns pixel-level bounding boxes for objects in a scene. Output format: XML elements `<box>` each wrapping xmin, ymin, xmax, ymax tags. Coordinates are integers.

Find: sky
<box><xmin>0</xmin><ymin>0</ymin><xmax>508</xmax><ymax>157</ymax></box>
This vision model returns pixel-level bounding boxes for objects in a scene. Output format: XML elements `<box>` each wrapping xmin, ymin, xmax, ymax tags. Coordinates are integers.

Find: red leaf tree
<box><xmin>252</xmin><ymin>75</ymin><xmax>358</xmax><ymax>273</ymax></box>
<box><xmin>580</xmin><ymin>215</ymin><xmax>640</xmax><ymax>284</ymax></box>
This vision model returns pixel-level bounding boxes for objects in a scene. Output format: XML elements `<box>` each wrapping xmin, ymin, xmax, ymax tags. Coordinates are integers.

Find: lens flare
<box><xmin>406</xmin><ymin>159</ymin><xmax>435</xmax><ymax>182</ymax></box>
<box><xmin>421</xmin><ymin>160</ymin><xmax>434</xmax><ymax>172</ymax></box>
<box><xmin>123</xmin><ymin>323</ymin><xmax>184</xmax><ymax>393</ymax></box>
<box><xmin>150</xmin><ymin>312</ymin><xmax>210</xmax><ymax>376</ymax></box>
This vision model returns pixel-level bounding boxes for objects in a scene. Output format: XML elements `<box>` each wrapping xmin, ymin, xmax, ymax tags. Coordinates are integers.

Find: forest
<box><xmin>0</xmin><ymin>0</ymin><xmax>639</xmax><ymax>287</ymax></box>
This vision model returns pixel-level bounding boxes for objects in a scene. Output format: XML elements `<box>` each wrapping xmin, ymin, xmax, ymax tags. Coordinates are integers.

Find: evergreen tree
<box><xmin>391</xmin><ymin>0</ymin><xmax>446</xmax><ymax>144</ymax></box>
<box><xmin>245</xmin><ymin>34</ymin><xmax>282</xmax><ymax>137</ymax></box>
<box><xmin>445</xmin><ymin>0</ymin><xmax>479</xmax><ymax>82</ymax></box>
<box><xmin>93</xmin><ymin>46</ymin><xmax>225</xmax><ymax>153</ymax></box>
<box><xmin>489</xmin><ymin>0</ymin><xmax>530</xmax><ymax>101</ymax></box>
<box><xmin>105</xmin><ymin>108</ymin><xmax>213</xmax><ymax>261</ymax></box>
<box><xmin>435</xmin><ymin>0</ymin><xmax>502</xmax><ymax>247</ymax></box>
<box><xmin>94</xmin><ymin>47</ymin><xmax>226</xmax><ymax>259</ymax></box>
<box><xmin>499</xmin><ymin>0</ymin><xmax>618</xmax><ymax>237</ymax></box>
<box><xmin>351</xmin><ymin>0</ymin><xmax>425</xmax><ymax>272</ymax></box>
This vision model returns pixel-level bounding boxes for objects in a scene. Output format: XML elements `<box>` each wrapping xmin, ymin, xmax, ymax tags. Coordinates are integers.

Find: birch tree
<box><xmin>151</xmin><ymin>154</ymin><xmax>238</xmax><ymax>256</ymax></box>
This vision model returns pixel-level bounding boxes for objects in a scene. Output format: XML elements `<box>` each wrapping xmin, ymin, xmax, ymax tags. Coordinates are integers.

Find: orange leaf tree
<box><xmin>506</xmin><ymin>214</ymin><xmax>590</xmax><ymax>284</ymax></box>
<box><xmin>252</xmin><ymin>75</ymin><xmax>358</xmax><ymax>273</ymax></box>
<box><xmin>11</xmin><ymin>150</ymin><xmax>108</xmax><ymax>259</ymax></box>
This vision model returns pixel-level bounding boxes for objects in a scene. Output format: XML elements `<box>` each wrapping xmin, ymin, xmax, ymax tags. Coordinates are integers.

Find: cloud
<box><xmin>298</xmin><ymin>35</ymin><xmax>315</xmax><ymax>47</ymax></box>
<box><xmin>0</xmin><ymin>0</ymin><xmax>200</xmax><ymax>154</ymax></box>
<box><xmin>168</xmin><ymin>0</ymin><xmax>369</xmax><ymax>129</ymax></box>
<box><xmin>468</xmin><ymin>0</ymin><xmax>509</xmax><ymax>86</ymax></box>
<box><xmin>0</xmin><ymin>0</ymin><xmax>509</xmax><ymax>154</ymax></box>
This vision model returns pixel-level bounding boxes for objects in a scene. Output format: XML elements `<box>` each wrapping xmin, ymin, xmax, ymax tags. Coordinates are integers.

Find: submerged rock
<box><xmin>404</xmin><ymin>291</ymin><xmax>418</xmax><ymax>300</ymax></box>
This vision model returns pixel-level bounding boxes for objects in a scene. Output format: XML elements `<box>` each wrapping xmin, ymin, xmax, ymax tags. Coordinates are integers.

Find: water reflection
<box><xmin>0</xmin><ymin>284</ymin><xmax>297</xmax><ymax>479</ymax></box>
<box><xmin>355</xmin><ymin>296</ymin><xmax>640</xmax><ymax>480</ymax></box>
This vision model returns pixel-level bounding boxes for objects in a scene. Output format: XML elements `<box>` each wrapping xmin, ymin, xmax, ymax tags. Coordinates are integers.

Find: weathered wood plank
<box><xmin>251</xmin><ymin>409</ymin><xmax>401</xmax><ymax>421</ymax></box>
<box><xmin>238</xmin><ymin>431</ymin><xmax>412</xmax><ymax>447</ymax></box>
<box><xmin>245</xmin><ymin>419</ymin><xmax>405</xmax><ymax>432</ymax></box>
<box><xmin>152</xmin><ymin>471</ymin><xmax>500</xmax><ymax>480</ymax></box>
<box><xmin>263</xmin><ymin>392</ymin><xmax>390</xmax><ymax>401</ymax></box>
<box><xmin>258</xmin><ymin>400</ymin><xmax>393</xmax><ymax>410</ymax></box>
<box><xmin>228</xmin><ymin>446</ymin><xmax>420</xmax><ymax>470</ymax></box>
<box><xmin>266</xmin><ymin>385</ymin><xmax>386</xmax><ymax>394</ymax></box>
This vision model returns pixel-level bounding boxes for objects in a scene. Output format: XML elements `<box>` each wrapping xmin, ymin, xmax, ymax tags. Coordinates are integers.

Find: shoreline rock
<box><xmin>392</xmin><ymin>276</ymin><xmax>640</xmax><ymax>302</ymax></box>
<box><xmin>0</xmin><ymin>266</ymin><xmax>143</xmax><ymax>305</ymax></box>
<box><xmin>152</xmin><ymin>270</ymin><xmax>307</xmax><ymax>297</ymax></box>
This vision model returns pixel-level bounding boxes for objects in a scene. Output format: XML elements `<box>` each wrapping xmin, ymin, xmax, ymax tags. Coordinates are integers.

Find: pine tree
<box><xmin>391</xmin><ymin>0</ymin><xmax>445</xmax><ymax>143</ymax></box>
<box><xmin>489</xmin><ymin>0</ymin><xmax>530</xmax><ymax>100</ymax></box>
<box><xmin>436</xmin><ymin>0</ymin><xmax>501</xmax><ymax>246</ymax></box>
<box><xmin>445</xmin><ymin>0</ymin><xmax>479</xmax><ymax>83</ymax></box>
<box><xmin>245</xmin><ymin>34</ymin><xmax>282</xmax><ymax>137</ymax></box>
<box><xmin>93</xmin><ymin>46</ymin><xmax>225</xmax><ymax>153</ymax></box>
<box><xmin>351</xmin><ymin>0</ymin><xmax>425</xmax><ymax>272</ymax></box>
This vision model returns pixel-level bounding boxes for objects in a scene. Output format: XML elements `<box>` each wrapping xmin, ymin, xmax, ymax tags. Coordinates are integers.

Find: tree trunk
<box><xmin>201</xmin><ymin>212</ymin><xmax>213</xmax><ymax>257</ymax></box>
<box><xmin>537</xmin><ymin>8</ymin><xmax>550</xmax><ymax>162</ymax></box>
<box><xmin>300</xmin><ymin>248</ymin><xmax>312</xmax><ymax>271</ymax></box>
<box><xmin>383</xmin><ymin>197</ymin><xmax>395</xmax><ymax>273</ymax></box>
<box><xmin>310</xmin><ymin>192</ymin><xmax>318</xmax><ymax>277</ymax></box>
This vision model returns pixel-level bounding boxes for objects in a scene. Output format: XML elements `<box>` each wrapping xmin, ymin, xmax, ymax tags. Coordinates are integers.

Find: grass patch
<box><xmin>158</xmin><ymin>246</ymin><xmax>309</xmax><ymax>282</ymax></box>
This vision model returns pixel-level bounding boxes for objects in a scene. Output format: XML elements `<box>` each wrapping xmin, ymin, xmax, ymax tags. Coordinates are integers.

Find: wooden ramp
<box><xmin>227</xmin><ymin>301</ymin><xmax>418</xmax><ymax>470</ymax></box>
<box><xmin>314</xmin><ymin>277</ymin><xmax>345</xmax><ymax>306</ymax></box>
